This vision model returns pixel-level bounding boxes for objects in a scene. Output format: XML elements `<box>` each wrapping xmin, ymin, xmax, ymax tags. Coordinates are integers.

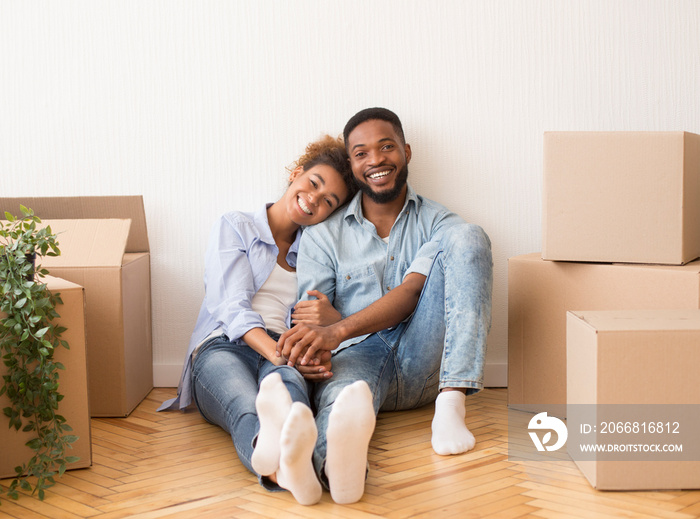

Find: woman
<box><xmin>159</xmin><ymin>135</ymin><xmax>356</xmax><ymax>505</ymax></box>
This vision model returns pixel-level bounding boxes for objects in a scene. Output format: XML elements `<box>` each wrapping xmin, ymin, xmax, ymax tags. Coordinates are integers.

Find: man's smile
<box><xmin>366</xmin><ymin>168</ymin><xmax>394</xmax><ymax>182</ymax></box>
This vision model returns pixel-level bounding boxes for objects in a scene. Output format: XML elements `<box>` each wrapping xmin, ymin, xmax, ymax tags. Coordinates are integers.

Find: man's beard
<box><xmin>354</xmin><ymin>164</ymin><xmax>409</xmax><ymax>204</ymax></box>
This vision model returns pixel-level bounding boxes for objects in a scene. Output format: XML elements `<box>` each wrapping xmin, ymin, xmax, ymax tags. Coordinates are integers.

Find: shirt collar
<box><xmin>255</xmin><ymin>203</ymin><xmax>302</xmax><ymax>255</ymax></box>
<box><xmin>344</xmin><ymin>183</ymin><xmax>419</xmax><ymax>224</ymax></box>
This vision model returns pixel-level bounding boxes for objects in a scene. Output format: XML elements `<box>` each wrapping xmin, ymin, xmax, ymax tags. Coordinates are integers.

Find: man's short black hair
<box><xmin>343</xmin><ymin>107</ymin><xmax>405</xmax><ymax>147</ymax></box>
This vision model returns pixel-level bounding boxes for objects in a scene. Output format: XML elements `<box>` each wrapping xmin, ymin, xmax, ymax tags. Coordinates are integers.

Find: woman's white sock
<box><xmin>251</xmin><ymin>373</ymin><xmax>292</xmax><ymax>476</ymax></box>
<box><xmin>276</xmin><ymin>402</ymin><xmax>322</xmax><ymax>506</ymax></box>
<box><xmin>431</xmin><ymin>390</ymin><xmax>475</xmax><ymax>455</ymax></box>
<box><xmin>325</xmin><ymin>381</ymin><xmax>376</xmax><ymax>504</ymax></box>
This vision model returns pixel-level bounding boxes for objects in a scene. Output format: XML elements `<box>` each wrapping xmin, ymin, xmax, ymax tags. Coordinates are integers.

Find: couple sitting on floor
<box><xmin>159</xmin><ymin>107</ymin><xmax>493</xmax><ymax>505</ymax></box>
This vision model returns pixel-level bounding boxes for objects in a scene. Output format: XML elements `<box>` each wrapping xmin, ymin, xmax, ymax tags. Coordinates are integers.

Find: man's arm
<box><xmin>277</xmin><ymin>272</ymin><xmax>426</xmax><ymax>365</ymax></box>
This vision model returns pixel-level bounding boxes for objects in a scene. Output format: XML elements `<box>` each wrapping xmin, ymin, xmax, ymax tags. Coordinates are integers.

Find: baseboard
<box><xmin>154</xmin><ymin>361</ymin><xmax>509</xmax><ymax>388</ymax></box>
<box><xmin>153</xmin><ymin>363</ymin><xmax>184</xmax><ymax>387</ymax></box>
<box><xmin>483</xmin><ymin>362</ymin><xmax>507</xmax><ymax>387</ymax></box>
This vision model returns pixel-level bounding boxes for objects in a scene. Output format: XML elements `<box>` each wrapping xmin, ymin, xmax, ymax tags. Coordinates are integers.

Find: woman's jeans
<box><xmin>312</xmin><ymin>223</ymin><xmax>493</xmax><ymax>484</ymax></box>
<box><xmin>191</xmin><ymin>334</ymin><xmax>311</xmax><ymax>488</ymax></box>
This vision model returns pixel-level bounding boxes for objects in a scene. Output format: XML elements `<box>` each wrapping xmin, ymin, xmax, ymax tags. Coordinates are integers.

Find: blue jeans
<box><xmin>191</xmin><ymin>334</ymin><xmax>311</xmax><ymax>489</ymax></box>
<box><xmin>384</xmin><ymin>222</ymin><xmax>493</xmax><ymax>407</ymax></box>
<box><xmin>312</xmin><ymin>223</ymin><xmax>492</xmax><ymax>483</ymax></box>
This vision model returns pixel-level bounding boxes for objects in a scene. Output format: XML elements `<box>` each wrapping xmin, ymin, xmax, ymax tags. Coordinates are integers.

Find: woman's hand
<box><xmin>292</xmin><ymin>290</ymin><xmax>341</xmax><ymax>326</ymax></box>
<box><xmin>269</xmin><ymin>352</ymin><xmax>288</xmax><ymax>366</ymax></box>
<box><xmin>242</xmin><ymin>328</ymin><xmax>288</xmax><ymax>365</ymax></box>
<box><xmin>295</xmin><ymin>350</ymin><xmax>333</xmax><ymax>381</ymax></box>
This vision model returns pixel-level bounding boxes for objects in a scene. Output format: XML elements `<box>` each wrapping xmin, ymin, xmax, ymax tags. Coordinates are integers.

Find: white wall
<box><xmin>2</xmin><ymin>1</ymin><xmax>699</xmax><ymax>388</ymax></box>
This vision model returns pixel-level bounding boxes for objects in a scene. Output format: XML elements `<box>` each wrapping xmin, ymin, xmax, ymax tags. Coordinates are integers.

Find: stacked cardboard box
<box><xmin>566</xmin><ymin>309</ymin><xmax>700</xmax><ymax>490</ymax></box>
<box><xmin>0</xmin><ymin>196</ymin><xmax>153</xmax><ymax>417</ymax></box>
<box><xmin>508</xmin><ymin>131</ymin><xmax>700</xmax><ymax>489</ymax></box>
<box><xmin>508</xmin><ymin>254</ymin><xmax>700</xmax><ymax>410</ymax></box>
<box><xmin>1</xmin><ymin>276</ymin><xmax>92</xmax><ymax>478</ymax></box>
<box><xmin>542</xmin><ymin>132</ymin><xmax>700</xmax><ymax>265</ymax></box>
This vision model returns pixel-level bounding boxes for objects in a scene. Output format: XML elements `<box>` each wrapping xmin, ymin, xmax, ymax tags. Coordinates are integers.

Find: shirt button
<box><xmin>346</xmin><ymin>275</ymin><xmax>351</xmax><ymax>280</ymax></box>
<box><xmin>387</xmin><ymin>286</ymin><xmax>391</xmax><ymax>290</ymax></box>
<box><xmin>390</xmin><ymin>256</ymin><xmax>394</xmax><ymax>261</ymax></box>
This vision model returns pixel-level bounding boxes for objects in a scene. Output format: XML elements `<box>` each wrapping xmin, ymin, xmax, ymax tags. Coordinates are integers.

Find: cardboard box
<box><xmin>1</xmin><ymin>276</ymin><xmax>92</xmax><ymax>478</ymax></box>
<box><xmin>0</xmin><ymin>197</ymin><xmax>153</xmax><ymax>416</ymax></box>
<box><xmin>542</xmin><ymin>131</ymin><xmax>700</xmax><ymax>265</ymax></box>
<box><xmin>508</xmin><ymin>253</ymin><xmax>700</xmax><ymax>413</ymax></box>
<box><xmin>567</xmin><ymin>310</ymin><xmax>700</xmax><ymax>490</ymax></box>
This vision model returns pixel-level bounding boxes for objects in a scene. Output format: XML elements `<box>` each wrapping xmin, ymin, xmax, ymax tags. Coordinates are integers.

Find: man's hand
<box><xmin>291</xmin><ymin>290</ymin><xmax>341</xmax><ymax>326</ymax></box>
<box><xmin>294</xmin><ymin>350</ymin><xmax>333</xmax><ymax>381</ymax></box>
<box><xmin>277</xmin><ymin>323</ymin><xmax>343</xmax><ymax>366</ymax></box>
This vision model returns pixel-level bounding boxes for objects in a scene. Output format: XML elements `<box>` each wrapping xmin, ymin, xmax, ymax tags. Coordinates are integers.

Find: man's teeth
<box><xmin>368</xmin><ymin>170</ymin><xmax>391</xmax><ymax>179</ymax></box>
<box><xmin>298</xmin><ymin>196</ymin><xmax>312</xmax><ymax>215</ymax></box>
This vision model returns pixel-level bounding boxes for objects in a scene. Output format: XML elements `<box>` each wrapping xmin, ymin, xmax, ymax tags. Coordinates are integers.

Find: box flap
<box><xmin>572</xmin><ymin>309</ymin><xmax>700</xmax><ymax>332</ymax></box>
<box><xmin>38</xmin><ymin>219</ymin><xmax>131</xmax><ymax>268</ymax></box>
<box><xmin>0</xmin><ymin>196</ymin><xmax>148</xmax><ymax>253</ymax></box>
<box><xmin>42</xmin><ymin>275</ymin><xmax>84</xmax><ymax>291</ymax></box>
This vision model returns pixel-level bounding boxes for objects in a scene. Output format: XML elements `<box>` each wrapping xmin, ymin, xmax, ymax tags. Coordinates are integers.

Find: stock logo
<box><xmin>528</xmin><ymin>412</ymin><xmax>568</xmax><ymax>452</ymax></box>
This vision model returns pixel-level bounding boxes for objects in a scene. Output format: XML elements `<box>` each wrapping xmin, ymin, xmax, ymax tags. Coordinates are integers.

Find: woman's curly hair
<box><xmin>288</xmin><ymin>135</ymin><xmax>357</xmax><ymax>201</ymax></box>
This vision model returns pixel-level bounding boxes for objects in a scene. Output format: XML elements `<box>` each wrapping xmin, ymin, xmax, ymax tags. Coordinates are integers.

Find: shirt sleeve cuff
<box><xmin>404</xmin><ymin>256</ymin><xmax>433</xmax><ymax>279</ymax></box>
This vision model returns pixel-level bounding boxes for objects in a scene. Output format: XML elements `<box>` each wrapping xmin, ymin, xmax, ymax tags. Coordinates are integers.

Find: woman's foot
<box><xmin>325</xmin><ymin>381</ymin><xmax>376</xmax><ymax>504</ymax></box>
<box><xmin>251</xmin><ymin>373</ymin><xmax>292</xmax><ymax>475</ymax></box>
<box><xmin>276</xmin><ymin>402</ymin><xmax>322</xmax><ymax>505</ymax></box>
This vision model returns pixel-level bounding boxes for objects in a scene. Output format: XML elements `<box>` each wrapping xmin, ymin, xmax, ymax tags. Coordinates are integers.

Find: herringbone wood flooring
<box><xmin>2</xmin><ymin>388</ymin><xmax>699</xmax><ymax>518</ymax></box>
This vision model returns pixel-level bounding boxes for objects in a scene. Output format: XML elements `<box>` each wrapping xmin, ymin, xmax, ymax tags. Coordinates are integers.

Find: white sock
<box><xmin>276</xmin><ymin>402</ymin><xmax>322</xmax><ymax>506</ymax></box>
<box><xmin>431</xmin><ymin>390</ymin><xmax>475</xmax><ymax>455</ymax></box>
<box><xmin>325</xmin><ymin>381</ymin><xmax>376</xmax><ymax>504</ymax></box>
<box><xmin>251</xmin><ymin>373</ymin><xmax>292</xmax><ymax>476</ymax></box>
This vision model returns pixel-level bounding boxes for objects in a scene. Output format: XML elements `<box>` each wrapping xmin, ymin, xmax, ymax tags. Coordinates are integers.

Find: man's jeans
<box><xmin>192</xmin><ymin>335</ymin><xmax>311</xmax><ymax>488</ymax></box>
<box><xmin>313</xmin><ymin>223</ymin><xmax>493</xmax><ymax>484</ymax></box>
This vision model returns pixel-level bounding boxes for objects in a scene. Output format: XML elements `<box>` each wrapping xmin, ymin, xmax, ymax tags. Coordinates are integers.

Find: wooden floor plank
<box><xmin>2</xmin><ymin>387</ymin><xmax>700</xmax><ymax>518</ymax></box>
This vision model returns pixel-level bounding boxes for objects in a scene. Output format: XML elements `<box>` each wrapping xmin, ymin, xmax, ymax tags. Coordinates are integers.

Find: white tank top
<box><xmin>251</xmin><ymin>263</ymin><xmax>297</xmax><ymax>334</ymax></box>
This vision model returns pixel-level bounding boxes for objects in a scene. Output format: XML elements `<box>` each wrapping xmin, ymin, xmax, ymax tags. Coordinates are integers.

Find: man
<box><xmin>277</xmin><ymin>107</ymin><xmax>493</xmax><ymax>503</ymax></box>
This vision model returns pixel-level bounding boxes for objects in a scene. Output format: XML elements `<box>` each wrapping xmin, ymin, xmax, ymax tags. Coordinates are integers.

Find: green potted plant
<box><xmin>0</xmin><ymin>205</ymin><xmax>78</xmax><ymax>503</ymax></box>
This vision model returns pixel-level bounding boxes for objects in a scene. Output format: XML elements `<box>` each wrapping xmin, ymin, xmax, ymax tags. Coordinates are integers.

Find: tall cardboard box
<box><xmin>543</xmin><ymin>131</ymin><xmax>700</xmax><ymax>265</ymax></box>
<box><xmin>0</xmin><ymin>197</ymin><xmax>153</xmax><ymax>416</ymax></box>
<box><xmin>1</xmin><ymin>276</ymin><xmax>92</xmax><ymax>478</ymax></box>
<box><xmin>567</xmin><ymin>310</ymin><xmax>700</xmax><ymax>490</ymax></box>
<box><xmin>508</xmin><ymin>253</ymin><xmax>700</xmax><ymax>413</ymax></box>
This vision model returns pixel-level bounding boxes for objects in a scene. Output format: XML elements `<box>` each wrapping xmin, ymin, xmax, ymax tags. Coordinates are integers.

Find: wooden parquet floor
<box><xmin>2</xmin><ymin>388</ymin><xmax>700</xmax><ymax>518</ymax></box>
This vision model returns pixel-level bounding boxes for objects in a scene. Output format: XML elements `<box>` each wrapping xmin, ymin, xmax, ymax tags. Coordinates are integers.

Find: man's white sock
<box><xmin>276</xmin><ymin>402</ymin><xmax>322</xmax><ymax>506</ymax></box>
<box><xmin>325</xmin><ymin>381</ymin><xmax>376</xmax><ymax>504</ymax></box>
<box><xmin>431</xmin><ymin>390</ymin><xmax>475</xmax><ymax>455</ymax></box>
<box><xmin>251</xmin><ymin>373</ymin><xmax>292</xmax><ymax>475</ymax></box>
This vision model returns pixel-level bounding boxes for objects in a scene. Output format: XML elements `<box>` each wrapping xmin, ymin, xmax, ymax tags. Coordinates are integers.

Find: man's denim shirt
<box><xmin>297</xmin><ymin>183</ymin><xmax>465</xmax><ymax>351</ymax></box>
<box><xmin>159</xmin><ymin>204</ymin><xmax>301</xmax><ymax>411</ymax></box>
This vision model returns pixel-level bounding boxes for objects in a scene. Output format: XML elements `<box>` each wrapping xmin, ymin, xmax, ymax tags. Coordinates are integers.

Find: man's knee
<box><xmin>441</xmin><ymin>223</ymin><xmax>492</xmax><ymax>261</ymax></box>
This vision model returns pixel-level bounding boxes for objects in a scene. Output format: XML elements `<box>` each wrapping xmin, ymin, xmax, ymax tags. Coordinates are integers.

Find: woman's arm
<box><xmin>203</xmin><ymin>214</ymin><xmax>268</xmax><ymax>341</ymax></box>
<box><xmin>241</xmin><ymin>327</ymin><xmax>287</xmax><ymax>365</ymax></box>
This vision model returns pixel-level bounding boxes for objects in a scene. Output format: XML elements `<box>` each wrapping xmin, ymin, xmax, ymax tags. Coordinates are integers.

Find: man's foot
<box><xmin>276</xmin><ymin>402</ymin><xmax>322</xmax><ymax>505</ymax></box>
<box><xmin>325</xmin><ymin>381</ymin><xmax>376</xmax><ymax>504</ymax></box>
<box><xmin>251</xmin><ymin>373</ymin><xmax>292</xmax><ymax>475</ymax></box>
<box><xmin>431</xmin><ymin>390</ymin><xmax>475</xmax><ymax>455</ymax></box>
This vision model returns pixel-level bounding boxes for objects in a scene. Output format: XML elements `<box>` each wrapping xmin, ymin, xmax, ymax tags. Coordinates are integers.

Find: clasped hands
<box><xmin>278</xmin><ymin>290</ymin><xmax>343</xmax><ymax>380</ymax></box>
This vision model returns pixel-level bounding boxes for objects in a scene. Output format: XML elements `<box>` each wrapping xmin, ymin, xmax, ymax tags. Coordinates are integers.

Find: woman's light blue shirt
<box><xmin>159</xmin><ymin>204</ymin><xmax>301</xmax><ymax>411</ymax></box>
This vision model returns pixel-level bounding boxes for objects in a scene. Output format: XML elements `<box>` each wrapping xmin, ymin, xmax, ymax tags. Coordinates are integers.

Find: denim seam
<box><xmin>393</xmin><ymin>248</ymin><xmax>445</xmax><ymax>408</ymax></box>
